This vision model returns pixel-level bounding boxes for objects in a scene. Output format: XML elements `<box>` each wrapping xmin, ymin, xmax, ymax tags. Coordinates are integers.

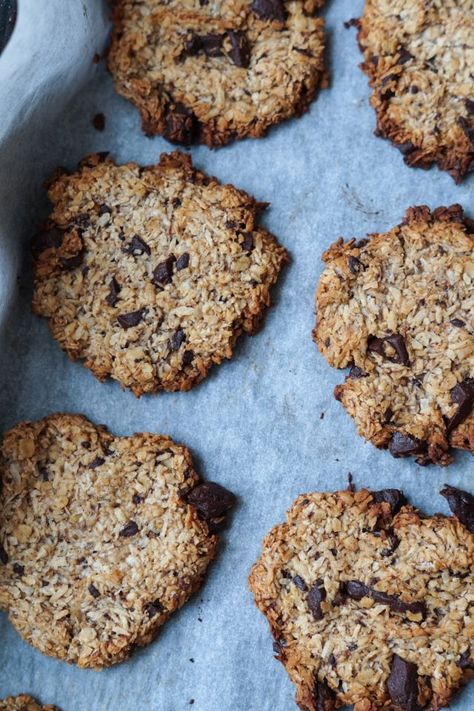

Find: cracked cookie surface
<box><xmin>313</xmin><ymin>205</ymin><xmax>474</xmax><ymax>466</ymax></box>
<box><xmin>356</xmin><ymin>0</ymin><xmax>474</xmax><ymax>182</ymax></box>
<box><xmin>249</xmin><ymin>488</ymin><xmax>474</xmax><ymax>711</ymax></box>
<box><xmin>32</xmin><ymin>152</ymin><xmax>287</xmax><ymax>396</ymax></box>
<box><xmin>0</xmin><ymin>697</ymin><xmax>58</xmax><ymax>711</ymax></box>
<box><xmin>0</xmin><ymin>413</ymin><xmax>234</xmax><ymax>669</ymax></box>
<box><xmin>108</xmin><ymin>0</ymin><xmax>327</xmax><ymax>147</ymax></box>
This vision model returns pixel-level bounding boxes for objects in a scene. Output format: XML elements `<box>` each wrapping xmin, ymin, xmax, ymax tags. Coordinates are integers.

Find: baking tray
<box><xmin>0</xmin><ymin>0</ymin><xmax>472</xmax><ymax>709</ymax></box>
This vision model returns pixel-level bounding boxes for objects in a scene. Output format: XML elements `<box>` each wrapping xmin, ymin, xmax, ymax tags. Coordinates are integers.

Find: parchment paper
<box><xmin>0</xmin><ymin>1</ymin><xmax>472</xmax><ymax>709</ymax></box>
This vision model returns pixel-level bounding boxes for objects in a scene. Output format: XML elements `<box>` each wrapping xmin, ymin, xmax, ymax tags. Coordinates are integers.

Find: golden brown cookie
<box><xmin>313</xmin><ymin>205</ymin><xmax>474</xmax><ymax>466</ymax></box>
<box><xmin>0</xmin><ymin>413</ymin><xmax>234</xmax><ymax>669</ymax></box>
<box><xmin>249</xmin><ymin>487</ymin><xmax>474</xmax><ymax>711</ymax></box>
<box><xmin>32</xmin><ymin>152</ymin><xmax>288</xmax><ymax>396</ymax></box>
<box><xmin>108</xmin><ymin>0</ymin><xmax>327</xmax><ymax>146</ymax></box>
<box><xmin>354</xmin><ymin>0</ymin><xmax>474</xmax><ymax>182</ymax></box>
<box><xmin>0</xmin><ymin>697</ymin><xmax>58</xmax><ymax>711</ymax></box>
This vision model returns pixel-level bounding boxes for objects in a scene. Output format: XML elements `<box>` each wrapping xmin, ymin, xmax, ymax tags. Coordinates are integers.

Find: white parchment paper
<box><xmin>0</xmin><ymin>1</ymin><xmax>472</xmax><ymax>709</ymax></box>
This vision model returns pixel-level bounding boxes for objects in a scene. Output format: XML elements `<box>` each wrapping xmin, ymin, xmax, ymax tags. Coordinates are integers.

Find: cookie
<box><xmin>249</xmin><ymin>487</ymin><xmax>474</xmax><ymax>711</ymax></box>
<box><xmin>313</xmin><ymin>204</ymin><xmax>474</xmax><ymax>466</ymax></box>
<box><xmin>0</xmin><ymin>414</ymin><xmax>235</xmax><ymax>669</ymax></box>
<box><xmin>32</xmin><ymin>152</ymin><xmax>288</xmax><ymax>396</ymax></box>
<box><xmin>0</xmin><ymin>697</ymin><xmax>58</xmax><ymax>711</ymax></box>
<box><xmin>108</xmin><ymin>0</ymin><xmax>327</xmax><ymax>147</ymax></box>
<box><xmin>354</xmin><ymin>0</ymin><xmax>474</xmax><ymax>182</ymax></box>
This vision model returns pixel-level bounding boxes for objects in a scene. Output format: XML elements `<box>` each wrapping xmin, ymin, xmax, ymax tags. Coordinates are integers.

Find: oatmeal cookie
<box><xmin>32</xmin><ymin>152</ymin><xmax>288</xmax><ymax>396</ymax></box>
<box><xmin>108</xmin><ymin>0</ymin><xmax>327</xmax><ymax>147</ymax></box>
<box><xmin>354</xmin><ymin>0</ymin><xmax>474</xmax><ymax>182</ymax></box>
<box><xmin>0</xmin><ymin>413</ymin><xmax>235</xmax><ymax>669</ymax></box>
<box><xmin>249</xmin><ymin>487</ymin><xmax>474</xmax><ymax>711</ymax></box>
<box><xmin>0</xmin><ymin>697</ymin><xmax>58</xmax><ymax>711</ymax></box>
<box><xmin>313</xmin><ymin>204</ymin><xmax>474</xmax><ymax>466</ymax></box>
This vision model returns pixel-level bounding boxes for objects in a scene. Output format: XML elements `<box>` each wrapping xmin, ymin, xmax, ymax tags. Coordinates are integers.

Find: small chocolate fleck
<box><xmin>98</xmin><ymin>203</ymin><xmax>112</xmax><ymax>215</ymax></box>
<box><xmin>170</xmin><ymin>328</ymin><xmax>186</xmax><ymax>351</ymax></box>
<box><xmin>466</xmin><ymin>99</ymin><xmax>474</xmax><ymax>115</ymax></box>
<box><xmin>92</xmin><ymin>113</ymin><xmax>105</xmax><ymax>131</ymax></box>
<box><xmin>119</xmin><ymin>521</ymin><xmax>139</xmax><ymax>537</ymax></box>
<box><xmin>13</xmin><ymin>563</ymin><xmax>24</xmax><ymax>575</ymax></box>
<box><xmin>251</xmin><ymin>0</ymin><xmax>286</xmax><ymax>22</ymax></box>
<box><xmin>307</xmin><ymin>580</ymin><xmax>326</xmax><ymax>620</ymax></box>
<box><xmin>38</xmin><ymin>465</ymin><xmax>49</xmax><ymax>482</ymax></box>
<box><xmin>132</xmin><ymin>493</ymin><xmax>143</xmax><ymax>505</ymax></box>
<box><xmin>397</xmin><ymin>48</ymin><xmax>414</xmax><ymax>65</ymax></box>
<box><xmin>0</xmin><ymin>543</ymin><xmax>8</xmax><ymax>565</ymax></box>
<box><xmin>387</xmin><ymin>654</ymin><xmax>420</xmax><ymax>711</ymax></box>
<box><xmin>88</xmin><ymin>584</ymin><xmax>100</xmax><ymax>598</ymax></box>
<box><xmin>348</xmin><ymin>255</ymin><xmax>364</xmax><ymax>274</ymax></box>
<box><xmin>389</xmin><ymin>432</ymin><xmax>426</xmax><ymax>458</ymax></box>
<box><xmin>450</xmin><ymin>318</ymin><xmax>465</xmax><ymax>328</ymax></box>
<box><xmin>144</xmin><ymin>599</ymin><xmax>164</xmax><ymax>618</ymax></box>
<box><xmin>89</xmin><ymin>456</ymin><xmax>105</xmax><ymax>469</ymax></box>
<box><xmin>153</xmin><ymin>256</ymin><xmax>176</xmax><ymax>286</ymax></box>
<box><xmin>175</xmin><ymin>253</ymin><xmax>190</xmax><ymax>271</ymax></box>
<box><xmin>458</xmin><ymin>650</ymin><xmax>474</xmax><ymax>669</ymax></box>
<box><xmin>117</xmin><ymin>309</ymin><xmax>146</xmax><ymax>329</ymax></box>
<box><xmin>124</xmin><ymin>235</ymin><xmax>151</xmax><ymax>256</ymax></box>
<box><xmin>440</xmin><ymin>484</ymin><xmax>474</xmax><ymax>533</ymax></box>
<box><xmin>242</xmin><ymin>232</ymin><xmax>254</xmax><ymax>252</ymax></box>
<box><xmin>186</xmin><ymin>482</ymin><xmax>235</xmax><ymax>520</ymax></box>
<box><xmin>344</xmin><ymin>18</ymin><xmax>359</xmax><ymax>29</ymax></box>
<box><xmin>293</xmin><ymin>575</ymin><xmax>308</xmax><ymax>591</ymax></box>
<box><xmin>348</xmin><ymin>365</ymin><xmax>367</xmax><ymax>379</ymax></box>
<box><xmin>182</xmin><ymin>349</ymin><xmax>194</xmax><ymax>366</ymax></box>
<box><xmin>106</xmin><ymin>276</ymin><xmax>121</xmax><ymax>307</ymax></box>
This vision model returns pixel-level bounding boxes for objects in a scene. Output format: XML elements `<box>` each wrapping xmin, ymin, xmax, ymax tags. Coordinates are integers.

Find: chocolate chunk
<box><xmin>186</xmin><ymin>482</ymin><xmax>235</xmax><ymax>520</ymax></box>
<box><xmin>170</xmin><ymin>328</ymin><xmax>186</xmax><ymax>351</ymax></box>
<box><xmin>307</xmin><ymin>580</ymin><xmax>326</xmax><ymax>620</ymax></box>
<box><xmin>153</xmin><ymin>256</ymin><xmax>176</xmax><ymax>286</ymax></box>
<box><xmin>0</xmin><ymin>543</ymin><xmax>8</xmax><ymax>565</ymax></box>
<box><xmin>397</xmin><ymin>48</ymin><xmax>414</xmax><ymax>64</ymax></box>
<box><xmin>446</xmin><ymin>378</ymin><xmax>474</xmax><ymax>434</ymax></box>
<box><xmin>387</xmin><ymin>654</ymin><xmax>420</xmax><ymax>711</ymax></box>
<box><xmin>450</xmin><ymin>318</ymin><xmax>465</xmax><ymax>328</ymax></box>
<box><xmin>348</xmin><ymin>255</ymin><xmax>364</xmax><ymax>274</ymax></box>
<box><xmin>348</xmin><ymin>365</ymin><xmax>366</xmax><ymax>379</ymax></box>
<box><xmin>132</xmin><ymin>493</ymin><xmax>143</xmax><ymax>505</ymax></box>
<box><xmin>106</xmin><ymin>277</ymin><xmax>121</xmax><ymax>306</ymax></box>
<box><xmin>293</xmin><ymin>575</ymin><xmax>308</xmax><ymax>591</ymax></box>
<box><xmin>459</xmin><ymin>116</ymin><xmax>474</xmax><ymax>147</ymax></box>
<box><xmin>251</xmin><ymin>0</ymin><xmax>286</xmax><ymax>22</ymax></box>
<box><xmin>440</xmin><ymin>485</ymin><xmax>474</xmax><ymax>533</ymax></box>
<box><xmin>124</xmin><ymin>235</ymin><xmax>151</xmax><ymax>256</ymax></box>
<box><xmin>185</xmin><ymin>33</ymin><xmax>223</xmax><ymax>58</ymax></box>
<box><xmin>13</xmin><ymin>563</ymin><xmax>24</xmax><ymax>576</ymax></box>
<box><xmin>242</xmin><ymin>232</ymin><xmax>254</xmax><ymax>252</ymax></box>
<box><xmin>344</xmin><ymin>580</ymin><xmax>426</xmax><ymax>617</ymax></box>
<box><xmin>389</xmin><ymin>432</ymin><xmax>426</xmax><ymax>458</ymax></box>
<box><xmin>458</xmin><ymin>650</ymin><xmax>473</xmax><ymax>669</ymax></box>
<box><xmin>38</xmin><ymin>465</ymin><xmax>49</xmax><ymax>482</ymax></box>
<box><xmin>98</xmin><ymin>203</ymin><xmax>112</xmax><ymax>215</ymax></box>
<box><xmin>89</xmin><ymin>456</ymin><xmax>105</xmax><ymax>469</ymax></box>
<box><xmin>466</xmin><ymin>99</ymin><xmax>474</xmax><ymax>115</ymax></box>
<box><xmin>88</xmin><ymin>584</ymin><xmax>100</xmax><ymax>598</ymax></box>
<box><xmin>175</xmin><ymin>253</ymin><xmax>190</xmax><ymax>271</ymax></box>
<box><xmin>32</xmin><ymin>226</ymin><xmax>65</xmax><ymax>255</ymax></box>
<box><xmin>117</xmin><ymin>308</ymin><xmax>146</xmax><ymax>329</ymax></box>
<box><xmin>368</xmin><ymin>333</ymin><xmax>409</xmax><ymax>365</ymax></box>
<box><xmin>144</xmin><ymin>599</ymin><xmax>164</xmax><ymax>618</ymax></box>
<box><xmin>372</xmin><ymin>489</ymin><xmax>406</xmax><ymax>514</ymax></box>
<box><xmin>227</xmin><ymin>30</ymin><xmax>251</xmax><ymax>68</ymax></box>
<box><xmin>119</xmin><ymin>521</ymin><xmax>139</xmax><ymax>537</ymax></box>
<box><xmin>92</xmin><ymin>113</ymin><xmax>105</xmax><ymax>131</ymax></box>
<box><xmin>313</xmin><ymin>679</ymin><xmax>336</xmax><ymax>711</ymax></box>
<box><xmin>182</xmin><ymin>349</ymin><xmax>194</xmax><ymax>366</ymax></box>
<box><xmin>164</xmin><ymin>101</ymin><xmax>199</xmax><ymax>146</ymax></box>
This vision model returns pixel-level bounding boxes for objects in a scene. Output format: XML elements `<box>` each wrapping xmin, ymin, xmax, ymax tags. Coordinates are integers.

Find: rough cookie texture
<box><xmin>108</xmin><ymin>0</ymin><xmax>327</xmax><ymax>147</ymax></box>
<box><xmin>249</xmin><ymin>488</ymin><xmax>474</xmax><ymax>711</ymax></box>
<box><xmin>0</xmin><ymin>414</ymin><xmax>234</xmax><ymax>668</ymax></box>
<box><xmin>313</xmin><ymin>205</ymin><xmax>474</xmax><ymax>466</ymax></box>
<box><xmin>355</xmin><ymin>0</ymin><xmax>474</xmax><ymax>182</ymax></box>
<box><xmin>32</xmin><ymin>152</ymin><xmax>287</xmax><ymax>396</ymax></box>
<box><xmin>0</xmin><ymin>697</ymin><xmax>58</xmax><ymax>711</ymax></box>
